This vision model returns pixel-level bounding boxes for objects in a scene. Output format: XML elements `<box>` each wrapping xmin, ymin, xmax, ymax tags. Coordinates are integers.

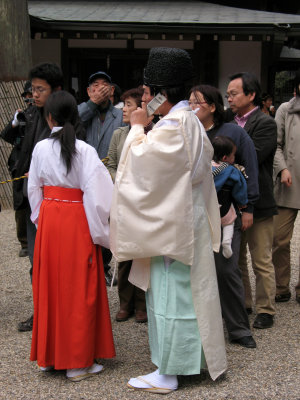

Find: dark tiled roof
<box><xmin>28</xmin><ymin>1</ymin><xmax>300</xmax><ymax>24</ymax></box>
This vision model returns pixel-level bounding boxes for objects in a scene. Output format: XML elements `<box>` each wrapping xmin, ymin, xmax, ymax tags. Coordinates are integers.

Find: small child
<box><xmin>211</xmin><ymin>136</ymin><xmax>248</xmax><ymax>258</ymax></box>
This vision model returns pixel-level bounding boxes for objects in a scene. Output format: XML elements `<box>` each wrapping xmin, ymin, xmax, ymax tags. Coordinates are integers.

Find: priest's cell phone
<box><xmin>146</xmin><ymin>93</ymin><xmax>167</xmax><ymax>116</ymax></box>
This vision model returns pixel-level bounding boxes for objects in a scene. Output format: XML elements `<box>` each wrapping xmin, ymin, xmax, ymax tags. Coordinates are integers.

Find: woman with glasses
<box><xmin>189</xmin><ymin>84</ymin><xmax>259</xmax><ymax>348</ymax></box>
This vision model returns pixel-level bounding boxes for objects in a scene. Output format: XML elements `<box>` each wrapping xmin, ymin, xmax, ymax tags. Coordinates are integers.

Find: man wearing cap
<box><xmin>78</xmin><ymin>72</ymin><xmax>124</xmax><ymax>286</ymax></box>
<box><xmin>78</xmin><ymin>71</ymin><xmax>124</xmax><ymax>160</ymax></box>
<box><xmin>110</xmin><ymin>47</ymin><xmax>227</xmax><ymax>393</ymax></box>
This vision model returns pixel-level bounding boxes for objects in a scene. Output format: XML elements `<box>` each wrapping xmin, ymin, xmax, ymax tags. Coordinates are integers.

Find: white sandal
<box><xmin>66</xmin><ymin>363</ymin><xmax>103</xmax><ymax>382</ymax></box>
<box><xmin>127</xmin><ymin>370</ymin><xmax>177</xmax><ymax>394</ymax></box>
<box><xmin>127</xmin><ymin>376</ymin><xmax>176</xmax><ymax>394</ymax></box>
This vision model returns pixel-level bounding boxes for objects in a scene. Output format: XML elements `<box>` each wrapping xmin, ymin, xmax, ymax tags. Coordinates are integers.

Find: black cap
<box><xmin>21</xmin><ymin>81</ymin><xmax>32</xmax><ymax>97</ymax></box>
<box><xmin>144</xmin><ymin>47</ymin><xmax>193</xmax><ymax>88</ymax></box>
<box><xmin>88</xmin><ymin>71</ymin><xmax>112</xmax><ymax>85</ymax></box>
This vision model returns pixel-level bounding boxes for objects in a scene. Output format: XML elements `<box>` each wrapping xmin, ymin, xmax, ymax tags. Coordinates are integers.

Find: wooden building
<box><xmin>26</xmin><ymin>1</ymin><xmax>300</xmax><ymax>102</ymax></box>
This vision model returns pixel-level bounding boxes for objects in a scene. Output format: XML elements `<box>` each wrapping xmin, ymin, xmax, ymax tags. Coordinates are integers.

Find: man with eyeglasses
<box><xmin>227</xmin><ymin>72</ymin><xmax>277</xmax><ymax>330</ymax></box>
<box><xmin>2</xmin><ymin>63</ymin><xmax>67</xmax><ymax>331</ymax></box>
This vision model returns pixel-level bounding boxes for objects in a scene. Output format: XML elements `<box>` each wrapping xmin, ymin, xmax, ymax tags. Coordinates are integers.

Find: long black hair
<box><xmin>44</xmin><ymin>90</ymin><xmax>82</xmax><ymax>173</ymax></box>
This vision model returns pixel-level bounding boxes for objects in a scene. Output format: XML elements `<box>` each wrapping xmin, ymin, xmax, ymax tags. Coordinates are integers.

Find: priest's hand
<box><xmin>131</xmin><ymin>102</ymin><xmax>152</xmax><ymax>127</ymax></box>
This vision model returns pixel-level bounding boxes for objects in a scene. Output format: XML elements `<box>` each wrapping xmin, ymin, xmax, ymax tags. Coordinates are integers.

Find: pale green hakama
<box><xmin>147</xmin><ymin>256</ymin><xmax>207</xmax><ymax>376</ymax></box>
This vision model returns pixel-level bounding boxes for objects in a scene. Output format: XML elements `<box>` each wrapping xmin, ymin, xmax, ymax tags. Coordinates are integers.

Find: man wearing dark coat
<box><xmin>227</xmin><ymin>72</ymin><xmax>277</xmax><ymax>329</ymax></box>
<box><xmin>1</xmin><ymin>63</ymin><xmax>65</xmax><ymax>331</ymax></box>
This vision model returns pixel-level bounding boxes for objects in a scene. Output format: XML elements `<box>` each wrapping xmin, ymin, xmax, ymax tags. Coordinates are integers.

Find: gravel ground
<box><xmin>0</xmin><ymin>209</ymin><xmax>299</xmax><ymax>400</ymax></box>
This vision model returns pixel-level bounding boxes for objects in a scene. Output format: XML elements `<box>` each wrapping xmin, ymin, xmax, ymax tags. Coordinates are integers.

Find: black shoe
<box><xmin>19</xmin><ymin>248</ymin><xmax>29</xmax><ymax>257</ymax></box>
<box><xmin>105</xmin><ymin>270</ymin><xmax>117</xmax><ymax>286</ymax></box>
<box><xmin>231</xmin><ymin>336</ymin><xmax>256</xmax><ymax>348</ymax></box>
<box><xmin>18</xmin><ymin>314</ymin><xmax>33</xmax><ymax>332</ymax></box>
<box><xmin>253</xmin><ymin>313</ymin><xmax>274</xmax><ymax>329</ymax></box>
<box><xmin>246</xmin><ymin>308</ymin><xmax>252</xmax><ymax>315</ymax></box>
<box><xmin>275</xmin><ymin>293</ymin><xmax>291</xmax><ymax>302</ymax></box>
<box><xmin>116</xmin><ymin>309</ymin><xmax>133</xmax><ymax>322</ymax></box>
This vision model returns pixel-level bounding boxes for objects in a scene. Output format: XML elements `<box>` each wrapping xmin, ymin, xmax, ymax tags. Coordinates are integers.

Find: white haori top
<box><xmin>110</xmin><ymin>101</ymin><xmax>226</xmax><ymax>381</ymax></box>
<box><xmin>28</xmin><ymin>127</ymin><xmax>113</xmax><ymax>248</ymax></box>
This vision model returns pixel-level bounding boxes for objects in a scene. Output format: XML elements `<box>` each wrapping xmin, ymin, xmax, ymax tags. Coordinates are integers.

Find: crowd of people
<box><xmin>1</xmin><ymin>47</ymin><xmax>299</xmax><ymax>392</ymax></box>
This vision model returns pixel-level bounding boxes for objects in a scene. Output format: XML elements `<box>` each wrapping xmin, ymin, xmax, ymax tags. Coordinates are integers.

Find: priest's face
<box><xmin>142</xmin><ymin>85</ymin><xmax>154</xmax><ymax>104</ymax></box>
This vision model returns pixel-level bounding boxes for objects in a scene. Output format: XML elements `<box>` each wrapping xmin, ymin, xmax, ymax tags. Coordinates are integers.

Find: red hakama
<box><xmin>30</xmin><ymin>186</ymin><xmax>115</xmax><ymax>369</ymax></box>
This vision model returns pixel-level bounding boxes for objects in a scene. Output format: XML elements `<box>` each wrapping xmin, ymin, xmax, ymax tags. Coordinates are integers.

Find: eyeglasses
<box><xmin>31</xmin><ymin>86</ymin><xmax>49</xmax><ymax>94</ymax></box>
<box><xmin>188</xmin><ymin>101</ymin><xmax>207</xmax><ymax>107</ymax></box>
<box><xmin>225</xmin><ymin>92</ymin><xmax>240</xmax><ymax>100</ymax></box>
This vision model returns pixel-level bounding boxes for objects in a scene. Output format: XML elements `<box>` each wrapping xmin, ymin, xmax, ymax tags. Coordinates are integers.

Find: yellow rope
<box><xmin>0</xmin><ymin>175</ymin><xmax>27</xmax><ymax>185</ymax></box>
<box><xmin>101</xmin><ymin>156</ymin><xmax>109</xmax><ymax>166</ymax></box>
<box><xmin>0</xmin><ymin>158</ymin><xmax>109</xmax><ymax>185</ymax></box>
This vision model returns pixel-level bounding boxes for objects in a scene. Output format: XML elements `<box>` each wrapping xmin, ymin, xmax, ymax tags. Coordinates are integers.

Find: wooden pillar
<box><xmin>60</xmin><ymin>38</ymin><xmax>69</xmax><ymax>90</ymax></box>
<box><xmin>193</xmin><ymin>39</ymin><xmax>219</xmax><ymax>87</ymax></box>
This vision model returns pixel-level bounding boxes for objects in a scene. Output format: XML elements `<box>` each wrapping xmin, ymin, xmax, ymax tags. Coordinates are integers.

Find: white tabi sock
<box><xmin>66</xmin><ymin>363</ymin><xmax>103</xmax><ymax>378</ymax></box>
<box><xmin>128</xmin><ymin>368</ymin><xmax>178</xmax><ymax>390</ymax></box>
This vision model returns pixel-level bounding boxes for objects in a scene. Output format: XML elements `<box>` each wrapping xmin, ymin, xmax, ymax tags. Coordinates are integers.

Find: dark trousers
<box><xmin>214</xmin><ymin>214</ymin><xmax>251</xmax><ymax>340</ymax></box>
<box><xmin>118</xmin><ymin>260</ymin><xmax>146</xmax><ymax>312</ymax></box>
<box><xmin>25</xmin><ymin>205</ymin><xmax>37</xmax><ymax>278</ymax></box>
<box><xmin>15</xmin><ymin>208</ymin><xmax>28</xmax><ymax>249</ymax></box>
<box><xmin>102</xmin><ymin>247</ymin><xmax>112</xmax><ymax>273</ymax></box>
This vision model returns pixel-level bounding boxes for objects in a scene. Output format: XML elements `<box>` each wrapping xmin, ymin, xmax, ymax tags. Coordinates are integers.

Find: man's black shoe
<box><xmin>18</xmin><ymin>314</ymin><xmax>33</xmax><ymax>332</ymax></box>
<box><xmin>246</xmin><ymin>308</ymin><xmax>252</xmax><ymax>315</ymax></box>
<box><xmin>19</xmin><ymin>248</ymin><xmax>29</xmax><ymax>257</ymax></box>
<box><xmin>105</xmin><ymin>269</ymin><xmax>117</xmax><ymax>286</ymax></box>
<box><xmin>275</xmin><ymin>293</ymin><xmax>291</xmax><ymax>302</ymax></box>
<box><xmin>253</xmin><ymin>313</ymin><xmax>273</xmax><ymax>329</ymax></box>
<box><xmin>231</xmin><ymin>336</ymin><xmax>256</xmax><ymax>348</ymax></box>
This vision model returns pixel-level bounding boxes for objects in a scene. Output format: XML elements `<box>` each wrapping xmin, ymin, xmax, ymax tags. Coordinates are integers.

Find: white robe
<box><xmin>110</xmin><ymin>101</ymin><xmax>227</xmax><ymax>380</ymax></box>
<box><xmin>28</xmin><ymin>129</ymin><xmax>113</xmax><ymax>249</ymax></box>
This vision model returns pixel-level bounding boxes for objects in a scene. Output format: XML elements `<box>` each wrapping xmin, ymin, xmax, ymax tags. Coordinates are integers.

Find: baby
<box><xmin>211</xmin><ymin>136</ymin><xmax>248</xmax><ymax>258</ymax></box>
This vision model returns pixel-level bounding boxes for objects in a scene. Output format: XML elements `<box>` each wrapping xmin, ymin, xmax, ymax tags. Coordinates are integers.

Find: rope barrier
<box><xmin>0</xmin><ymin>158</ymin><xmax>110</xmax><ymax>185</ymax></box>
<box><xmin>0</xmin><ymin>175</ymin><xmax>27</xmax><ymax>185</ymax></box>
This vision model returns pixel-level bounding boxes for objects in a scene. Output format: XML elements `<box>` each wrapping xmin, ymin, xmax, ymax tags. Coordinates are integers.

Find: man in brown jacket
<box><xmin>272</xmin><ymin>70</ymin><xmax>300</xmax><ymax>305</ymax></box>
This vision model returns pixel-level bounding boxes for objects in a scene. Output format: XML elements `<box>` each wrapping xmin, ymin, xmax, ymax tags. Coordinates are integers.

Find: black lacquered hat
<box><xmin>144</xmin><ymin>47</ymin><xmax>193</xmax><ymax>88</ymax></box>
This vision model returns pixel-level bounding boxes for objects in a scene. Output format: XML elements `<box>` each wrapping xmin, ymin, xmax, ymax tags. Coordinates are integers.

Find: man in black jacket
<box><xmin>1</xmin><ymin>63</ymin><xmax>64</xmax><ymax>331</ymax></box>
<box><xmin>1</xmin><ymin>81</ymin><xmax>33</xmax><ymax>257</ymax></box>
<box><xmin>227</xmin><ymin>72</ymin><xmax>277</xmax><ymax>329</ymax></box>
